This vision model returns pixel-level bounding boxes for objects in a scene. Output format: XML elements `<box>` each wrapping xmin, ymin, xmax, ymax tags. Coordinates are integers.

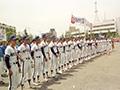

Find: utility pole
<box><xmin>94</xmin><ymin>1</ymin><xmax>100</xmax><ymax>24</ymax></box>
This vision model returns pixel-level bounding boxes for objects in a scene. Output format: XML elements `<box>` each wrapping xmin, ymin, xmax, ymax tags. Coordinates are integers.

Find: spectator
<box><xmin>0</xmin><ymin>42</ymin><xmax>5</xmax><ymax>85</ymax></box>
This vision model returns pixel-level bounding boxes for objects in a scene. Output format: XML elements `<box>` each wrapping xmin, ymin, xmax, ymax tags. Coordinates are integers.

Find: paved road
<box><xmin>1</xmin><ymin>43</ymin><xmax>120</xmax><ymax>90</ymax></box>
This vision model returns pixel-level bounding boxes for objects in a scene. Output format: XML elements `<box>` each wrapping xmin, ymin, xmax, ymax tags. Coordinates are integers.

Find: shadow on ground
<box><xmin>33</xmin><ymin>57</ymin><xmax>98</xmax><ymax>90</ymax></box>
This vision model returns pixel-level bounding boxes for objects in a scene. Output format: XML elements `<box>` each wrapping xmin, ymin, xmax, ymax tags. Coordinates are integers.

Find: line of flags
<box><xmin>71</xmin><ymin>15</ymin><xmax>92</xmax><ymax>29</ymax></box>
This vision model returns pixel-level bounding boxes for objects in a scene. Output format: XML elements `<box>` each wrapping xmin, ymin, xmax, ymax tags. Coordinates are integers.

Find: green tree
<box><xmin>24</xmin><ymin>29</ymin><xmax>28</xmax><ymax>36</ymax></box>
<box><xmin>6</xmin><ymin>27</ymin><xmax>16</xmax><ymax>40</ymax></box>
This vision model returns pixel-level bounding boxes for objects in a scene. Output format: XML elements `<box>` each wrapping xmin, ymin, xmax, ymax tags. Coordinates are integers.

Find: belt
<box><xmin>66</xmin><ymin>50</ymin><xmax>70</xmax><ymax>52</ymax></box>
<box><xmin>13</xmin><ymin>62</ymin><xmax>18</xmax><ymax>64</ymax></box>
<box><xmin>62</xmin><ymin>50</ymin><xmax>65</xmax><ymax>53</ymax></box>
<box><xmin>10</xmin><ymin>53</ymin><xmax>15</xmax><ymax>57</ymax></box>
<box><xmin>26</xmin><ymin>57</ymin><xmax>30</xmax><ymax>60</ymax></box>
<box><xmin>36</xmin><ymin>56</ymin><xmax>41</xmax><ymax>58</ymax></box>
<box><xmin>35</xmin><ymin>49</ymin><xmax>41</xmax><ymax>52</ymax></box>
<box><xmin>46</xmin><ymin>52</ymin><xmax>49</xmax><ymax>54</ymax></box>
<box><xmin>22</xmin><ymin>50</ymin><xmax>26</xmax><ymax>53</ymax></box>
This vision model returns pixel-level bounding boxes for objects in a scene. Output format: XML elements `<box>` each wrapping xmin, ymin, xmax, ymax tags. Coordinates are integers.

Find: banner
<box><xmin>71</xmin><ymin>15</ymin><xmax>85</xmax><ymax>24</ymax></box>
<box><xmin>71</xmin><ymin>15</ymin><xmax>92</xmax><ymax>28</ymax></box>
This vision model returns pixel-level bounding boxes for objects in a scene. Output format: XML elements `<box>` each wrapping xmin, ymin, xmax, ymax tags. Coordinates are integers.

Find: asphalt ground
<box><xmin>1</xmin><ymin>43</ymin><xmax>120</xmax><ymax>90</ymax></box>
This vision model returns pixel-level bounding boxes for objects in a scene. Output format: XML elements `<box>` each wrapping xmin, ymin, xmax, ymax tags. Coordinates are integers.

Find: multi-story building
<box><xmin>0</xmin><ymin>23</ymin><xmax>16</xmax><ymax>41</ymax></box>
<box><xmin>115</xmin><ymin>17</ymin><xmax>120</xmax><ymax>35</ymax></box>
<box><xmin>65</xmin><ymin>26</ymin><xmax>80</xmax><ymax>37</ymax></box>
<box><xmin>92</xmin><ymin>19</ymin><xmax>116</xmax><ymax>35</ymax></box>
<box><xmin>42</xmin><ymin>28</ymin><xmax>57</xmax><ymax>39</ymax></box>
<box><xmin>65</xmin><ymin>18</ymin><xmax>120</xmax><ymax>38</ymax></box>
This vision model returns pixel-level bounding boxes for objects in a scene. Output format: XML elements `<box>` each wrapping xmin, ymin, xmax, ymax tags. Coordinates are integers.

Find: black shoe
<box><xmin>0</xmin><ymin>81</ymin><xmax>5</xmax><ymax>85</ymax></box>
<box><xmin>1</xmin><ymin>74</ymin><xmax>8</xmax><ymax>77</ymax></box>
<box><xmin>33</xmin><ymin>78</ymin><xmax>35</xmax><ymax>83</ymax></box>
<box><xmin>20</xmin><ymin>84</ymin><xmax>24</xmax><ymax>90</ymax></box>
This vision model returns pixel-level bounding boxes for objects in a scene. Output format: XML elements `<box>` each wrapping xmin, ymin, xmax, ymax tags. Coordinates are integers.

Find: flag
<box><xmin>71</xmin><ymin>15</ymin><xmax>85</xmax><ymax>24</ymax></box>
<box><xmin>71</xmin><ymin>15</ymin><xmax>92</xmax><ymax>28</ymax></box>
<box><xmin>84</xmin><ymin>19</ymin><xmax>92</xmax><ymax>29</ymax></box>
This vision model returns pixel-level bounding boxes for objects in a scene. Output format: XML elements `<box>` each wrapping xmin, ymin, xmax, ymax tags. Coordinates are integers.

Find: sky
<box><xmin>0</xmin><ymin>0</ymin><xmax>120</xmax><ymax>36</ymax></box>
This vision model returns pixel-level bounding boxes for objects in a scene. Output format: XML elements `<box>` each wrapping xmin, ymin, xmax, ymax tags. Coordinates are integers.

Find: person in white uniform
<box><xmin>53</xmin><ymin>40</ymin><xmax>60</xmax><ymax>74</ymax></box>
<box><xmin>67</xmin><ymin>39</ymin><xmax>73</xmax><ymax>68</ymax></box>
<box><xmin>17</xmin><ymin>36</ymin><xmax>33</xmax><ymax>88</ymax></box>
<box><xmin>49</xmin><ymin>40</ymin><xmax>56</xmax><ymax>77</ymax></box>
<box><xmin>57</xmin><ymin>40</ymin><xmax>63</xmax><ymax>74</ymax></box>
<box><xmin>5</xmin><ymin>35</ymin><xmax>21</xmax><ymax>90</ymax></box>
<box><xmin>0</xmin><ymin>42</ymin><xmax>6</xmax><ymax>85</ymax></box>
<box><xmin>62</xmin><ymin>39</ymin><xmax>67</xmax><ymax>71</ymax></box>
<box><xmin>31</xmin><ymin>36</ymin><xmax>43</xmax><ymax>83</ymax></box>
<box><xmin>41</xmin><ymin>36</ymin><xmax>50</xmax><ymax>81</ymax></box>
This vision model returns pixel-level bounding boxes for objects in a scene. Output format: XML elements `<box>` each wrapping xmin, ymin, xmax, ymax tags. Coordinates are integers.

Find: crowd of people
<box><xmin>0</xmin><ymin>34</ymin><xmax>113</xmax><ymax>90</ymax></box>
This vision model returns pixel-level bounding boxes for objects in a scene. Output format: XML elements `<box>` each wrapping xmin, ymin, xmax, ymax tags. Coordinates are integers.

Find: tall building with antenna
<box><xmin>94</xmin><ymin>1</ymin><xmax>100</xmax><ymax>24</ymax></box>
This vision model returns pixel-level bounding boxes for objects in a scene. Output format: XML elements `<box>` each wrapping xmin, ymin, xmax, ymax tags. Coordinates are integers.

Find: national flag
<box><xmin>71</xmin><ymin>15</ymin><xmax>92</xmax><ymax>28</ymax></box>
<box><xmin>71</xmin><ymin>15</ymin><xmax>85</xmax><ymax>24</ymax></box>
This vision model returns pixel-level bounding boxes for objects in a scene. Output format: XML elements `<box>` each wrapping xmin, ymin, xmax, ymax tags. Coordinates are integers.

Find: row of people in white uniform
<box><xmin>4</xmin><ymin>35</ymin><xmax>112</xmax><ymax>90</ymax></box>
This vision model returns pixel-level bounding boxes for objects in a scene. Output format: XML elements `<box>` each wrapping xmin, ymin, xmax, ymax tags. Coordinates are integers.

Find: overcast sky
<box><xmin>0</xmin><ymin>0</ymin><xmax>120</xmax><ymax>36</ymax></box>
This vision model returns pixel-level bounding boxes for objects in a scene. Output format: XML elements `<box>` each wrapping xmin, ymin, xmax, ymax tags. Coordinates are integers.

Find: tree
<box><xmin>6</xmin><ymin>27</ymin><xmax>16</xmax><ymax>40</ymax></box>
<box><xmin>85</xmin><ymin>32</ymin><xmax>90</xmax><ymax>40</ymax></box>
<box><xmin>24</xmin><ymin>29</ymin><xmax>28</xmax><ymax>36</ymax></box>
<box><xmin>90</xmin><ymin>32</ymin><xmax>95</xmax><ymax>40</ymax></box>
<box><xmin>106</xmin><ymin>30</ymin><xmax>113</xmax><ymax>38</ymax></box>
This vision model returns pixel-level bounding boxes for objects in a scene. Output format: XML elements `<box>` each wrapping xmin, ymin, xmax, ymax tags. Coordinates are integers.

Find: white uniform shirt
<box><xmin>41</xmin><ymin>41</ymin><xmax>49</xmax><ymax>59</ymax></box>
<box><xmin>5</xmin><ymin>45</ymin><xmax>18</xmax><ymax>64</ymax></box>
<box><xmin>53</xmin><ymin>42</ymin><xmax>58</xmax><ymax>53</ymax></box>
<box><xmin>48</xmin><ymin>41</ymin><xmax>54</xmax><ymax>58</ymax></box>
<box><xmin>63</xmin><ymin>41</ymin><xmax>67</xmax><ymax>53</ymax></box>
<box><xmin>57</xmin><ymin>42</ymin><xmax>63</xmax><ymax>53</ymax></box>
<box><xmin>17</xmin><ymin>44</ymin><xmax>32</xmax><ymax>61</ymax></box>
<box><xmin>31</xmin><ymin>43</ymin><xmax>42</xmax><ymax>59</ymax></box>
<box><xmin>49</xmin><ymin>41</ymin><xmax>54</xmax><ymax>48</ymax></box>
<box><xmin>44</xmin><ymin>42</ymin><xmax>49</xmax><ymax>54</ymax></box>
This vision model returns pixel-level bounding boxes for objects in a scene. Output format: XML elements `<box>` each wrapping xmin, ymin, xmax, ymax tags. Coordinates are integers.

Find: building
<box><xmin>115</xmin><ymin>17</ymin><xmax>120</xmax><ymax>35</ymax></box>
<box><xmin>91</xmin><ymin>18</ymin><xmax>120</xmax><ymax>38</ymax></box>
<box><xmin>65</xmin><ymin>18</ymin><xmax>120</xmax><ymax>38</ymax></box>
<box><xmin>49</xmin><ymin>28</ymin><xmax>57</xmax><ymax>38</ymax></box>
<box><xmin>65</xmin><ymin>26</ymin><xmax>80</xmax><ymax>37</ymax></box>
<box><xmin>0</xmin><ymin>23</ymin><xmax>16</xmax><ymax>41</ymax></box>
<box><xmin>92</xmin><ymin>19</ymin><xmax>116</xmax><ymax>36</ymax></box>
<box><xmin>42</xmin><ymin>28</ymin><xmax>57</xmax><ymax>39</ymax></box>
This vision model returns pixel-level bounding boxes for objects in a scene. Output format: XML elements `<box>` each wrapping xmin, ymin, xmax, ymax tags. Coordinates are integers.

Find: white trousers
<box><xmin>66</xmin><ymin>51</ymin><xmax>70</xmax><ymax>63</ymax></box>
<box><xmin>8</xmin><ymin>64</ymin><xmax>19</xmax><ymax>90</ymax></box>
<box><xmin>43</xmin><ymin>57</ymin><xmax>49</xmax><ymax>73</ymax></box>
<box><xmin>60</xmin><ymin>53</ymin><xmax>65</xmax><ymax>65</ymax></box>
<box><xmin>33</xmin><ymin>58</ymin><xmax>43</xmax><ymax>78</ymax></box>
<box><xmin>21</xmin><ymin>60</ymin><xmax>32</xmax><ymax>85</ymax></box>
